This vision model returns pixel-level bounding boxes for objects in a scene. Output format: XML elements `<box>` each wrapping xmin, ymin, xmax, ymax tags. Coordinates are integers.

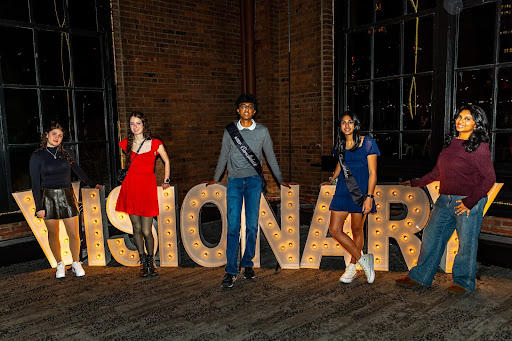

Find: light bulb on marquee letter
<box><xmin>12</xmin><ymin>182</ymin><xmax>80</xmax><ymax>268</ymax></box>
<box><xmin>82</xmin><ymin>187</ymin><xmax>111</xmax><ymax>266</ymax></box>
<box><xmin>181</xmin><ymin>184</ymin><xmax>228</xmax><ymax>267</ymax></box>
<box><xmin>106</xmin><ymin>186</ymin><xmax>159</xmax><ymax>266</ymax></box>
<box><xmin>300</xmin><ymin>185</ymin><xmax>354</xmax><ymax>269</ymax></box>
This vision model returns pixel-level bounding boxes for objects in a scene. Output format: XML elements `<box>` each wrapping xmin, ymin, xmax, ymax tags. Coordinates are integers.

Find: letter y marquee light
<box><xmin>13</xmin><ymin>182</ymin><xmax>80</xmax><ymax>268</ymax></box>
<box><xmin>106</xmin><ymin>186</ymin><xmax>159</xmax><ymax>266</ymax></box>
<box><xmin>424</xmin><ymin>182</ymin><xmax>503</xmax><ymax>273</ymax></box>
<box><xmin>181</xmin><ymin>183</ymin><xmax>228</xmax><ymax>267</ymax></box>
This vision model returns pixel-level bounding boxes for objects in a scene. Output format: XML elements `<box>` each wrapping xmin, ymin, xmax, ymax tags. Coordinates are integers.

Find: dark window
<box><xmin>404</xmin><ymin>16</ymin><xmax>434</xmax><ymax>74</ymax></box>
<box><xmin>3</xmin><ymin>89</ymin><xmax>40</xmax><ymax>144</ymax></box>
<box><xmin>497</xmin><ymin>67</ymin><xmax>512</xmax><ymax>129</ymax></box>
<box><xmin>38</xmin><ymin>31</ymin><xmax>71</xmax><ymax>87</ymax></box>
<box><xmin>0</xmin><ymin>27</ymin><xmax>36</xmax><ymax>85</ymax></box>
<box><xmin>455</xmin><ymin>69</ymin><xmax>494</xmax><ymax>125</ymax></box>
<box><xmin>376</xmin><ymin>0</ymin><xmax>403</xmax><ymax>22</ymax></box>
<box><xmin>72</xmin><ymin>35</ymin><xmax>103</xmax><ymax>88</ymax></box>
<box><xmin>0</xmin><ymin>0</ymin><xmax>29</xmax><ymax>22</ymax></box>
<box><xmin>347</xmin><ymin>30</ymin><xmax>371</xmax><ymax>81</ymax></box>
<box><xmin>350</xmin><ymin>0</ymin><xmax>373</xmax><ymax>27</ymax></box>
<box><xmin>76</xmin><ymin>91</ymin><xmax>106</xmax><ymax>142</ymax></box>
<box><xmin>403</xmin><ymin>75</ymin><xmax>432</xmax><ymax>131</ymax></box>
<box><xmin>374</xmin><ymin>79</ymin><xmax>400</xmax><ymax>130</ymax></box>
<box><xmin>347</xmin><ymin>83</ymin><xmax>370</xmax><ymax>128</ymax></box>
<box><xmin>68</xmin><ymin>1</ymin><xmax>97</xmax><ymax>30</ymax></box>
<box><xmin>374</xmin><ymin>24</ymin><xmax>400</xmax><ymax>78</ymax></box>
<box><xmin>407</xmin><ymin>0</ymin><xmax>436</xmax><ymax>14</ymax></box>
<box><xmin>32</xmin><ymin>0</ymin><xmax>66</xmax><ymax>27</ymax></box>
<box><xmin>41</xmin><ymin>90</ymin><xmax>75</xmax><ymax>141</ymax></box>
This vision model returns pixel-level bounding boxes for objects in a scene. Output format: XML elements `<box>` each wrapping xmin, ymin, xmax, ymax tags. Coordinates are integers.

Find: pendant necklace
<box><xmin>46</xmin><ymin>148</ymin><xmax>58</xmax><ymax>159</ymax></box>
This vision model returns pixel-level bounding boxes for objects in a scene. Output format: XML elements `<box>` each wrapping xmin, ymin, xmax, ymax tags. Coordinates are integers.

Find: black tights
<box><xmin>129</xmin><ymin>215</ymin><xmax>154</xmax><ymax>256</ymax></box>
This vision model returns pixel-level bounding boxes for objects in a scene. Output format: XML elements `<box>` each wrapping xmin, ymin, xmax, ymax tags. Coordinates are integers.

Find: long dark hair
<box><xmin>125</xmin><ymin>111</ymin><xmax>152</xmax><ymax>167</ymax></box>
<box><xmin>444</xmin><ymin>105</ymin><xmax>490</xmax><ymax>152</ymax></box>
<box><xmin>334</xmin><ymin>112</ymin><xmax>362</xmax><ymax>156</ymax></box>
<box><xmin>34</xmin><ymin>121</ymin><xmax>74</xmax><ymax>164</ymax></box>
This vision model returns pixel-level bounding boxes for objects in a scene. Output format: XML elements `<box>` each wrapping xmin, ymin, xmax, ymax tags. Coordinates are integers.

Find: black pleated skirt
<box><xmin>41</xmin><ymin>187</ymin><xmax>79</xmax><ymax>220</ymax></box>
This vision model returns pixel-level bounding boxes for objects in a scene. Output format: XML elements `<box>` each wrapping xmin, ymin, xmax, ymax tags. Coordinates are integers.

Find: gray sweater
<box><xmin>213</xmin><ymin>122</ymin><xmax>284</xmax><ymax>184</ymax></box>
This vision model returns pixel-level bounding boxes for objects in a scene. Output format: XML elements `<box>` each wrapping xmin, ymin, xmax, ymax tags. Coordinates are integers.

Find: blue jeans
<box><xmin>409</xmin><ymin>195</ymin><xmax>487</xmax><ymax>292</ymax></box>
<box><xmin>225</xmin><ymin>175</ymin><xmax>262</xmax><ymax>275</ymax></box>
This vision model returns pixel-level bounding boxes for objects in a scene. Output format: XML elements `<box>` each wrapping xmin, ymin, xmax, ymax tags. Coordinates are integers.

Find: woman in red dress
<box><xmin>116</xmin><ymin>112</ymin><xmax>170</xmax><ymax>277</ymax></box>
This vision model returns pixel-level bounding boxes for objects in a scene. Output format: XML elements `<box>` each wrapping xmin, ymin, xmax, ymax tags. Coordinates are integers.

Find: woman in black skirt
<box><xmin>30</xmin><ymin>122</ymin><xmax>102</xmax><ymax>279</ymax></box>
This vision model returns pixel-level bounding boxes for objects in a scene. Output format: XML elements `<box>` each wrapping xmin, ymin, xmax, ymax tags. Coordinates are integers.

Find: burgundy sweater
<box><xmin>411</xmin><ymin>139</ymin><xmax>495</xmax><ymax>209</ymax></box>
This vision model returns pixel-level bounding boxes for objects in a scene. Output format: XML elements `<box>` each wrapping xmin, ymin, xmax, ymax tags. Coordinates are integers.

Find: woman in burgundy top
<box><xmin>396</xmin><ymin>105</ymin><xmax>495</xmax><ymax>293</ymax></box>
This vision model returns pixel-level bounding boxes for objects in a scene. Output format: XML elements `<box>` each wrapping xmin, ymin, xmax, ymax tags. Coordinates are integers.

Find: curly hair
<box><xmin>125</xmin><ymin>111</ymin><xmax>152</xmax><ymax>167</ymax></box>
<box><xmin>34</xmin><ymin>121</ymin><xmax>74</xmax><ymax>164</ymax></box>
<box><xmin>444</xmin><ymin>105</ymin><xmax>490</xmax><ymax>152</ymax></box>
<box><xmin>334</xmin><ymin>112</ymin><xmax>362</xmax><ymax>156</ymax></box>
<box><xmin>235</xmin><ymin>93</ymin><xmax>258</xmax><ymax>112</ymax></box>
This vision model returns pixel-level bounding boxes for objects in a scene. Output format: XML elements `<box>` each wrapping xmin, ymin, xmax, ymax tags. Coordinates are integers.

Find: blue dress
<box><xmin>329</xmin><ymin>136</ymin><xmax>380</xmax><ymax>213</ymax></box>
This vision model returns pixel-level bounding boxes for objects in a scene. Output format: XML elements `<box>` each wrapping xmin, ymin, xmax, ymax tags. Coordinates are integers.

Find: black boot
<box><xmin>139</xmin><ymin>253</ymin><xmax>149</xmax><ymax>277</ymax></box>
<box><xmin>147</xmin><ymin>255</ymin><xmax>159</xmax><ymax>277</ymax></box>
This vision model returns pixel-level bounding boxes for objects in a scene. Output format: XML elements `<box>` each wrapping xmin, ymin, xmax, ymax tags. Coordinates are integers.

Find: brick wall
<box><xmin>111</xmin><ymin>0</ymin><xmax>334</xmax><ymax>203</ymax></box>
<box><xmin>0</xmin><ymin>221</ymin><xmax>32</xmax><ymax>241</ymax></box>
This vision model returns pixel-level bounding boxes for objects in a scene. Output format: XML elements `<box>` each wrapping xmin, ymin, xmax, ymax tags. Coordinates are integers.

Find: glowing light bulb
<box><xmin>168</xmin><ymin>255</ymin><xmax>173</xmax><ymax>259</ymax></box>
<box><xmin>321</xmin><ymin>205</ymin><xmax>326</xmax><ymax>210</ymax></box>
<box><xmin>90</xmin><ymin>193</ymin><xmax>96</xmax><ymax>198</ymax></box>
<box><xmin>453</xmin><ymin>250</ymin><xmax>457</xmax><ymax>255</ymax></box>
<box><xmin>391</xmin><ymin>225</ymin><xmax>397</xmax><ymax>230</ymax></box>
<box><xmin>42</xmin><ymin>229</ymin><xmax>47</xmax><ymax>234</ymax></box>
<box><xmin>167</xmin><ymin>243</ymin><xmax>171</xmax><ymax>248</ymax></box>
<box><xmin>215</xmin><ymin>192</ymin><xmax>220</xmax><ymax>197</ymax></box>
<box><xmin>130</xmin><ymin>254</ymin><xmax>135</xmax><ymax>259</ymax></box>
<box><xmin>315</xmin><ymin>231</ymin><xmax>320</xmax><ymax>236</ymax></box>
<box><xmin>318</xmin><ymin>218</ymin><xmax>323</xmax><ymax>223</ymax></box>
<box><xmin>119</xmin><ymin>215</ymin><xmax>124</xmax><ymax>220</ymax></box>
<box><xmin>203</xmin><ymin>252</ymin><xmax>208</xmax><ymax>258</ymax></box>
<box><xmin>308</xmin><ymin>257</ymin><xmax>313</xmax><ymax>262</ymax></box>
<box><xmin>336</xmin><ymin>244</ymin><xmax>340</xmax><ymax>249</ymax></box>
<box><xmin>261</xmin><ymin>211</ymin><xmax>266</xmax><ymax>216</ymax></box>
<box><xmin>408</xmin><ymin>195</ymin><xmax>414</xmax><ymax>199</ymax></box>
<box><xmin>325</xmin><ymin>191</ymin><xmax>330</xmax><ymax>196</ymax></box>
<box><xmin>288</xmin><ymin>257</ymin><xmax>293</xmax><ymax>261</ymax></box>
<box><xmin>312</xmin><ymin>244</ymin><xmax>317</xmax><ymax>249</ymax></box>
<box><xmin>189</xmin><ymin>229</ymin><xmax>195</xmax><ymax>234</ymax></box>
<box><xmin>113</xmin><ymin>203</ymin><xmax>116</xmax><ymax>208</ymax></box>
<box><xmin>347</xmin><ymin>232</ymin><xmax>352</xmax><ymax>237</ymax></box>
<box><xmin>166</xmin><ymin>219</ymin><xmax>171</xmax><ymax>224</ymax></box>
<box><xmin>166</xmin><ymin>231</ymin><xmax>171</xmax><ymax>236</ymax></box>
<box><xmin>323</xmin><ymin>243</ymin><xmax>328</xmax><ymax>249</ymax></box>
<box><xmin>31</xmin><ymin>208</ymin><xmax>36</xmax><ymax>212</ymax></box>
<box><xmin>288</xmin><ymin>242</ymin><xmax>293</xmax><ymax>247</ymax></box>
<box><xmin>94</xmin><ymin>231</ymin><xmax>99</xmax><ymax>236</ymax></box>
<box><xmin>164</xmin><ymin>192</ymin><xmax>169</xmax><ymax>197</ymax></box>
<box><xmin>95</xmin><ymin>243</ymin><xmax>100</xmax><ymax>248</ymax></box>
<box><xmin>201</xmin><ymin>192</ymin><xmax>206</xmax><ymax>197</ymax></box>
<box><xmin>376</xmin><ymin>204</ymin><xmax>381</xmax><ymax>209</ymax></box>
<box><xmin>189</xmin><ymin>215</ymin><xmax>194</xmax><ymax>220</ymax></box>
<box><xmin>375</xmin><ymin>258</ymin><xmax>381</xmax><ymax>263</ymax></box>
<box><xmin>116</xmin><ymin>240</ymin><xmax>120</xmax><ymax>245</ymax></box>
<box><xmin>192</xmin><ymin>201</ymin><xmax>197</xmax><ymax>206</ymax></box>
<box><xmin>63</xmin><ymin>251</ymin><xmax>68</xmax><ymax>256</ymax></box>
<box><xmin>165</xmin><ymin>205</ymin><xmax>170</xmax><ymax>210</ymax></box>
<box><xmin>92</xmin><ymin>206</ymin><xmax>97</xmax><ymax>212</ymax></box>
<box><xmin>392</xmin><ymin>191</ymin><xmax>398</xmax><ymax>196</ymax></box>
<box><xmin>415</xmin><ymin>208</ymin><xmax>420</xmax><ymax>213</ymax></box>
<box><xmin>96</xmin><ymin>254</ymin><xmax>101</xmax><ymax>259</ymax></box>
<box><xmin>280</xmin><ymin>246</ymin><xmax>285</xmax><ymax>251</ymax></box>
<box><xmin>435</xmin><ymin>186</ymin><xmax>439</xmax><ymax>190</ymax></box>
<box><xmin>288</xmin><ymin>191</ymin><xmax>293</xmax><ymax>196</ymax></box>
<box><xmin>274</xmin><ymin>233</ymin><xmax>279</xmax><ymax>239</ymax></box>
<box><xmin>93</xmin><ymin>219</ymin><xmax>98</xmax><ymax>224</ymax></box>
<box><xmin>64</xmin><ymin>238</ymin><xmax>69</xmax><ymax>243</ymax></box>
<box><xmin>217</xmin><ymin>252</ymin><xmax>222</xmax><ymax>257</ymax></box>
<box><xmin>455</xmin><ymin>238</ymin><xmax>459</xmax><ymax>242</ymax></box>
<box><xmin>409</xmin><ymin>248</ymin><xmax>415</xmax><ymax>254</ymax></box>
<box><xmin>376</xmin><ymin>217</ymin><xmax>381</xmax><ymax>222</ymax></box>
<box><xmin>194</xmin><ymin>243</ymin><xmax>199</xmax><ymax>248</ymax></box>
<box><xmin>288</xmin><ymin>216</ymin><xmax>293</xmax><ymax>221</ymax></box>
<box><xmin>376</xmin><ymin>230</ymin><xmax>381</xmax><ymax>235</ymax></box>
<box><xmin>288</xmin><ymin>228</ymin><xmax>293</xmax><ymax>233</ymax></box>
<box><xmin>407</xmin><ymin>221</ymin><xmax>412</xmax><ymax>226</ymax></box>
<box><xmin>37</xmin><ymin>219</ymin><xmax>42</xmax><ymax>224</ymax></box>
<box><xmin>376</xmin><ymin>191</ymin><xmax>381</xmax><ymax>196</ymax></box>
<box><xmin>119</xmin><ymin>250</ymin><xmax>124</xmax><ymax>255</ymax></box>
<box><xmin>375</xmin><ymin>244</ymin><xmax>380</xmax><ymax>249</ymax></box>
<box><xmin>403</xmin><ymin>235</ymin><xmax>408</xmax><ymax>241</ymax></box>
<box><xmin>25</xmin><ymin>197</ymin><xmax>31</xmax><ymax>202</ymax></box>
<box><xmin>288</xmin><ymin>203</ymin><xmax>293</xmax><ymax>208</ymax></box>
<box><xmin>268</xmin><ymin>222</ymin><xmax>272</xmax><ymax>228</ymax></box>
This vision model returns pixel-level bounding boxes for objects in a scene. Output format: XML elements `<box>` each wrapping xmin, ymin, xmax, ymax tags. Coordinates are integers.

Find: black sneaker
<box><xmin>243</xmin><ymin>267</ymin><xmax>255</xmax><ymax>279</ymax></box>
<box><xmin>222</xmin><ymin>273</ymin><xmax>236</xmax><ymax>289</ymax></box>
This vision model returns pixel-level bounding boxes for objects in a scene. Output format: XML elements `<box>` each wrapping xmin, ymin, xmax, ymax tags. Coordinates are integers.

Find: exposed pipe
<box><xmin>243</xmin><ymin>0</ymin><xmax>256</xmax><ymax>95</ymax></box>
<box><xmin>240</xmin><ymin>0</ymin><xmax>247</xmax><ymax>93</ymax></box>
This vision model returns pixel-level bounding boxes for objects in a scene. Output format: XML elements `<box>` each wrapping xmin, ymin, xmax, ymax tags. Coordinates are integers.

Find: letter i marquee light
<box><xmin>12</xmin><ymin>182</ymin><xmax>81</xmax><ymax>268</ymax></box>
<box><xmin>82</xmin><ymin>187</ymin><xmax>111</xmax><ymax>266</ymax></box>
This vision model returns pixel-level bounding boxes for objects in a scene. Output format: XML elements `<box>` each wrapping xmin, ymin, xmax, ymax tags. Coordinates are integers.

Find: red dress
<box><xmin>116</xmin><ymin>138</ymin><xmax>163</xmax><ymax>217</ymax></box>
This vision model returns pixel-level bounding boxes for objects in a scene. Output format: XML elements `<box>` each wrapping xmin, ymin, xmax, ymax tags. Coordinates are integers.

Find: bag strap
<box><xmin>225</xmin><ymin>122</ymin><xmax>267</xmax><ymax>193</ymax></box>
<box><xmin>338</xmin><ymin>150</ymin><xmax>365</xmax><ymax>206</ymax></box>
<box><xmin>127</xmin><ymin>139</ymin><xmax>146</xmax><ymax>169</ymax></box>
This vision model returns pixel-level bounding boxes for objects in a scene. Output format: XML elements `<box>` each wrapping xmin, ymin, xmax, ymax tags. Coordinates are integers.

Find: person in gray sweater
<box><xmin>206</xmin><ymin>93</ymin><xmax>293</xmax><ymax>289</ymax></box>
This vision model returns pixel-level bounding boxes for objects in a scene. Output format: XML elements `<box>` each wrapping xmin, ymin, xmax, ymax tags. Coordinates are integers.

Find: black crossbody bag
<box><xmin>338</xmin><ymin>150</ymin><xmax>365</xmax><ymax>206</ymax></box>
<box><xmin>117</xmin><ymin>139</ymin><xmax>146</xmax><ymax>183</ymax></box>
<box><xmin>225</xmin><ymin>122</ymin><xmax>267</xmax><ymax>193</ymax></box>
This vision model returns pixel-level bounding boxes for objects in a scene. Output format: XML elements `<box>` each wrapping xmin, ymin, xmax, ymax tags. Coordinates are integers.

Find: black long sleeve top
<box><xmin>29</xmin><ymin>146</ymin><xmax>95</xmax><ymax>212</ymax></box>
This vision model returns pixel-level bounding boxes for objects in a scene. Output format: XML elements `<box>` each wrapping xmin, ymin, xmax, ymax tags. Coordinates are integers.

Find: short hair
<box><xmin>236</xmin><ymin>93</ymin><xmax>258</xmax><ymax>112</ymax></box>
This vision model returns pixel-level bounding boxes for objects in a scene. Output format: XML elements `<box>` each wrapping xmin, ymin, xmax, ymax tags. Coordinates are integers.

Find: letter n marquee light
<box><xmin>368</xmin><ymin>185</ymin><xmax>431</xmax><ymax>271</ymax></box>
<box><xmin>181</xmin><ymin>183</ymin><xmax>228</xmax><ymax>267</ymax></box>
<box><xmin>106</xmin><ymin>186</ymin><xmax>159</xmax><ymax>266</ymax></box>
<box><xmin>12</xmin><ymin>182</ymin><xmax>80</xmax><ymax>268</ymax></box>
<box><xmin>300</xmin><ymin>185</ymin><xmax>355</xmax><ymax>269</ymax></box>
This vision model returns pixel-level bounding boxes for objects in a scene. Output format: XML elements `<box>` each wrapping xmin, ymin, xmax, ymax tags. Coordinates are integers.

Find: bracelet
<box><xmin>366</xmin><ymin>194</ymin><xmax>374</xmax><ymax>198</ymax></box>
<box><xmin>164</xmin><ymin>178</ymin><xmax>170</xmax><ymax>184</ymax></box>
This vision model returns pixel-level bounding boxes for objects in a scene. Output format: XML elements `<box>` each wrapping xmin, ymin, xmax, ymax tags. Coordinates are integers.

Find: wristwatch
<box><xmin>163</xmin><ymin>178</ymin><xmax>170</xmax><ymax>184</ymax></box>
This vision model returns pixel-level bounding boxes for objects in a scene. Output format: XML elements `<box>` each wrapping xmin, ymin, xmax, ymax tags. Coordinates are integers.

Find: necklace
<box><xmin>46</xmin><ymin>148</ymin><xmax>58</xmax><ymax>159</ymax></box>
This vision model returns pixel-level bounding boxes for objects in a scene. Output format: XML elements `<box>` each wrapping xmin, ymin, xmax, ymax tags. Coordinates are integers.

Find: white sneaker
<box><xmin>71</xmin><ymin>261</ymin><xmax>85</xmax><ymax>277</ymax></box>
<box><xmin>56</xmin><ymin>261</ymin><xmax>65</xmax><ymax>279</ymax></box>
<box><xmin>357</xmin><ymin>254</ymin><xmax>375</xmax><ymax>284</ymax></box>
<box><xmin>339</xmin><ymin>263</ymin><xmax>357</xmax><ymax>283</ymax></box>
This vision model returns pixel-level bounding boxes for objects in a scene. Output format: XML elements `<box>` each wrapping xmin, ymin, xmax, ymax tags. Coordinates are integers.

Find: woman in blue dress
<box><xmin>321</xmin><ymin>113</ymin><xmax>380</xmax><ymax>284</ymax></box>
